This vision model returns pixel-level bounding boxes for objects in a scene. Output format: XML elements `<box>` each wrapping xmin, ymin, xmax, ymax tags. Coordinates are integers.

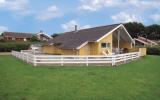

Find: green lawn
<box><xmin>0</xmin><ymin>55</ymin><xmax>160</xmax><ymax>100</ymax></box>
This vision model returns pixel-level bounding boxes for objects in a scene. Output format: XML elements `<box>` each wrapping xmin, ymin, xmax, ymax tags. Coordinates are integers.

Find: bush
<box><xmin>0</xmin><ymin>42</ymin><xmax>31</xmax><ymax>52</ymax></box>
<box><xmin>147</xmin><ymin>47</ymin><xmax>160</xmax><ymax>55</ymax></box>
<box><xmin>0</xmin><ymin>39</ymin><xmax>5</xmax><ymax>42</ymax></box>
<box><xmin>30</xmin><ymin>36</ymin><xmax>39</xmax><ymax>42</ymax></box>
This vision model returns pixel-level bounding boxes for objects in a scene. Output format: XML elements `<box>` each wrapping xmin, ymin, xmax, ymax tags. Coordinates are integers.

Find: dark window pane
<box><xmin>101</xmin><ymin>43</ymin><xmax>106</xmax><ymax>48</ymax></box>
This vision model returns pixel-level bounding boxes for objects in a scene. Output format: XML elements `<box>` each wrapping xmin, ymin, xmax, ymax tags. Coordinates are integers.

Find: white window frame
<box><xmin>101</xmin><ymin>43</ymin><xmax>110</xmax><ymax>48</ymax></box>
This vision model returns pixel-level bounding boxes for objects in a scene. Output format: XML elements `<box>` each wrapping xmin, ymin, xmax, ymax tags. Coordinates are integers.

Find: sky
<box><xmin>0</xmin><ymin>0</ymin><xmax>160</xmax><ymax>35</ymax></box>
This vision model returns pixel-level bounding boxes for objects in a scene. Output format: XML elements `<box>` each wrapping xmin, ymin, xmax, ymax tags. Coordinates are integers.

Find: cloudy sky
<box><xmin>0</xmin><ymin>0</ymin><xmax>160</xmax><ymax>34</ymax></box>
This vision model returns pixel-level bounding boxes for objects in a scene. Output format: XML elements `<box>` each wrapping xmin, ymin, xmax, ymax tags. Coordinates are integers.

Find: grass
<box><xmin>0</xmin><ymin>55</ymin><xmax>160</xmax><ymax>100</ymax></box>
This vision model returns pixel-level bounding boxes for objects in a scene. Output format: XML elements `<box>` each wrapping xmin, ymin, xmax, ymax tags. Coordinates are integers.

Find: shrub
<box><xmin>0</xmin><ymin>42</ymin><xmax>31</xmax><ymax>52</ymax></box>
<box><xmin>30</xmin><ymin>36</ymin><xmax>39</xmax><ymax>42</ymax></box>
<box><xmin>0</xmin><ymin>39</ymin><xmax>5</xmax><ymax>42</ymax></box>
<box><xmin>147</xmin><ymin>47</ymin><xmax>160</xmax><ymax>55</ymax></box>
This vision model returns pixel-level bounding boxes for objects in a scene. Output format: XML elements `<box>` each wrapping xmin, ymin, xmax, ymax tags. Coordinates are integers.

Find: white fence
<box><xmin>12</xmin><ymin>50</ymin><xmax>140</xmax><ymax>66</ymax></box>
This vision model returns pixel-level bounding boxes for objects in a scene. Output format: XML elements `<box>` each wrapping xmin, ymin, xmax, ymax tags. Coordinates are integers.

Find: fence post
<box><xmin>131</xmin><ymin>53</ymin><xmax>133</xmax><ymax>60</ymax></box>
<box><xmin>33</xmin><ymin>55</ymin><xmax>37</xmax><ymax>67</ymax></box>
<box><xmin>17</xmin><ymin>52</ymin><xmax>19</xmax><ymax>58</ymax></box>
<box><xmin>23</xmin><ymin>53</ymin><xmax>25</xmax><ymax>61</ymax></box>
<box><xmin>86</xmin><ymin>56</ymin><xmax>88</xmax><ymax>66</ymax></box>
<box><xmin>21</xmin><ymin>52</ymin><xmax>23</xmax><ymax>59</ymax></box>
<box><xmin>112</xmin><ymin>55</ymin><xmax>115</xmax><ymax>66</ymax></box>
<box><xmin>19</xmin><ymin>52</ymin><xmax>21</xmax><ymax>59</ymax></box>
<box><xmin>26</xmin><ymin>53</ymin><xmax>28</xmax><ymax>63</ymax></box>
<box><xmin>138</xmin><ymin>52</ymin><xmax>140</xmax><ymax>58</ymax></box>
<box><xmin>130</xmin><ymin>53</ymin><xmax>132</xmax><ymax>60</ymax></box>
<box><xmin>125</xmin><ymin>54</ymin><xmax>127</xmax><ymax>63</ymax></box>
<box><xmin>21</xmin><ymin>53</ymin><xmax>23</xmax><ymax>60</ymax></box>
<box><xmin>18</xmin><ymin>52</ymin><xmax>20</xmax><ymax>58</ymax></box>
<box><xmin>61</xmin><ymin>56</ymin><xmax>63</xmax><ymax>66</ymax></box>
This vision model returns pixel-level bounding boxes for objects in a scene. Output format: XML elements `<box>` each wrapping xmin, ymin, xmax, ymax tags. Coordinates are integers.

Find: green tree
<box><xmin>145</xmin><ymin>24</ymin><xmax>160</xmax><ymax>40</ymax></box>
<box><xmin>30</xmin><ymin>36</ymin><xmax>39</xmax><ymax>42</ymax></box>
<box><xmin>124</xmin><ymin>22</ymin><xmax>145</xmax><ymax>38</ymax></box>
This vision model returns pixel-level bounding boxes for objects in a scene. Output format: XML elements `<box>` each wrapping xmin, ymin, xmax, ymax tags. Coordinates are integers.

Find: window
<box><xmin>101</xmin><ymin>43</ymin><xmax>110</xmax><ymax>48</ymax></box>
<box><xmin>106</xmin><ymin>43</ymin><xmax>110</xmax><ymax>48</ymax></box>
<box><xmin>101</xmin><ymin>43</ymin><xmax>107</xmax><ymax>48</ymax></box>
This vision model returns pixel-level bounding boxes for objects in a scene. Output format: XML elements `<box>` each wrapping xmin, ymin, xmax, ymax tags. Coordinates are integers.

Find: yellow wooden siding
<box><xmin>78</xmin><ymin>43</ymin><xmax>90</xmax><ymax>55</ymax></box>
<box><xmin>90</xmin><ymin>42</ymin><xmax>99</xmax><ymax>55</ymax></box>
<box><xmin>78</xmin><ymin>42</ymin><xmax>99</xmax><ymax>55</ymax></box>
<box><xmin>129</xmin><ymin>47</ymin><xmax>139</xmax><ymax>52</ymax></box>
<box><xmin>42</xmin><ymin>46</ymin><xmax>77</xmax><ymax>55</ymax></box>
<box><xmin>61</xmin><ymin>49</ymin><xmax>77</xmax><ymax>55</ymax></box>
<box><xmin>139</xmin><ymin>48</ymin><xmax>147</xmax><ymax>56</ymax></box>
<box><xmin>120</xmin><ymin>43</ymin><xmax>132</xmax><ymax>49</ymax></box>
<box><xmin>42</xmin><ymin>46</ymin><xmax>56</xmax><ymax>54</ymax></box>
<box><xmin>97</xmin><ymin>33</ymin><xmax>112</xmax><ymax>55</ymax></box>
<box><xmin>78</xmin><ymin>33</ymin><xmax>112</xmax><ymax>55</ymax></box>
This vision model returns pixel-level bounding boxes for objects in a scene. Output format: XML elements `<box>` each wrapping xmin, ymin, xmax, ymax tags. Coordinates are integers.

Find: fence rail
<box><xmin>12</xmin><ymin>50</ymin><xmax>140</xmax><ymax>66</ymax></box>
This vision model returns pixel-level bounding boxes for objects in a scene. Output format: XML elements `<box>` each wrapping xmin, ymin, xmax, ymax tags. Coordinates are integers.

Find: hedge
<box><xmin>147</xmin><ymin>47</ymin><xmax>160</xmax><ymax>55</ymax></box>
<box><xmin>0</xmin><ymin>42</ymin><xmax>31</xmax><ymax>52</ymax></box>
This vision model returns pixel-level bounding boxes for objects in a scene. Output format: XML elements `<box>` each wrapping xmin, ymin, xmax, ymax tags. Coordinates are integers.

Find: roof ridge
<box><xmin>4</xmin><ymin>31</ymin><xmax>35</xmax><ymax>35</ymax></box>
<box><xmin>61</xmin><ymin>23</ymin><xmax>122</xmax><ymax>35</ymax></box>
<box><xmin>80</xmin><ymin>23</ymin><xmax>122</xmax><ymax>31</ymax></box>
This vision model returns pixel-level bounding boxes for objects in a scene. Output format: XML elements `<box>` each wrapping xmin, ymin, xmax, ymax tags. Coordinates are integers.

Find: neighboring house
<box><xmin>1</xmin><ymin>32</ymin><xmax>33</xmax><ymax>41</ymax></box>
<box><xmin>30</xmin><ymin>43</ymin><xmax>42</xmax><ymax>50</ymax></box>
<box><xmin>36</xmin><ymin>31</ymin><xmax>52</xmax><ymax>41</ymax></box>
<box><xmin>42</xmin><ymin>24</ymin><xmax>134</xmax><ymax>55</ymax></box>
<box><xmin>1</xmin><ymin>31</ymin><xmax>52</xmax><ymax>41</ymax></box>
<box><xmin>134</xmin><ymin>36</ymin><xmax>158</xmax><ymax>47</ymax></box>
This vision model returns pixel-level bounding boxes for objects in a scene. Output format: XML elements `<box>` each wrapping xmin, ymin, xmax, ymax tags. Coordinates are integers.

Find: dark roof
<box><xmin>47</xmin><ymin>24</ymin><xmax>121</xmax><ymax>49</ymax></box>
<box><xmin>2</xmin><ymin>32</ymin><xmax>34</xmax><ymax>38</ymax></box>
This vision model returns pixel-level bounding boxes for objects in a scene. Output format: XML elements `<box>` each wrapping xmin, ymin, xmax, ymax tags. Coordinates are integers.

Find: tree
<box><xmin>145</xmin><ymin>24</ymin><xmax>160</xmax><ymax>40</ymax></box>
<box><xmin>124</xmin><ymin>22</ymin><xmax>145</xmax><ymax>38</ymax></box>
<box><xmin>30</xmin><ymin>36</ymin><xmax>39</xmax><ymax>42</ymax></box>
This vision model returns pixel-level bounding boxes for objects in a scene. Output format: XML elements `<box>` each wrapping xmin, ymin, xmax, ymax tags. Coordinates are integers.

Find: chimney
<box><xmin>75</xmin><ymin>25</ymin><xmax>77</xmax><ymax>31</ymax></box>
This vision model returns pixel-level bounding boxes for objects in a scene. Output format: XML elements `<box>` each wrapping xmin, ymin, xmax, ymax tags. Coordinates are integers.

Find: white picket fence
<box><xmin>12</xmin><ymin>50</ymin><xmax>140</xmax><ymax>66</ymax></box>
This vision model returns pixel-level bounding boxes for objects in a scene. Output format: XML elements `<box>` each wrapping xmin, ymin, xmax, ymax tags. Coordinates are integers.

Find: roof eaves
<box><xmin>96</xmin><ymin>24</ymin><xmax>134</xmax><ymax>44</ymax></box>
<box><xmin>96</xmin><ymin>24</ymin><xmax>122</xmax><ymax>42</ymax></box>
<box><xmin>76</xmin><ymin>41</ymin><xmax>89</xmax><ymax>50</ymax></box>
<box><xmin>37</xmin><ymin>33</ymin><xmax>52</xmax><ymax>39</ymax></box>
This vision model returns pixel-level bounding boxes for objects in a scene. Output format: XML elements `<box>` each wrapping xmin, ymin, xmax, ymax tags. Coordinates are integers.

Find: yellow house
<box><xmin>42</xmin><ymin>24</ymin><xmax>134</xmax><ymax>55</ymax></box>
